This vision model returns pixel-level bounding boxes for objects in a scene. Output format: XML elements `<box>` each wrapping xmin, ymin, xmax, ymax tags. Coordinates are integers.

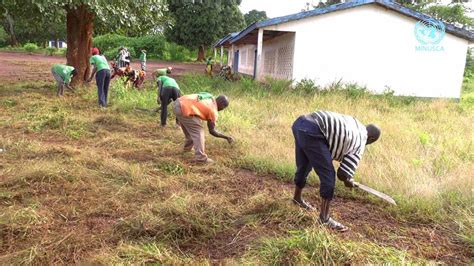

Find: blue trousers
<box><xmin>292</xmin><ymin>115</ymin><xmax>336</xmax><ymax>199</ymax></box>
<box><xmin>96</xmin><ymin>69</ymin><xmax>111</xmax><ymax>107</ymax></box>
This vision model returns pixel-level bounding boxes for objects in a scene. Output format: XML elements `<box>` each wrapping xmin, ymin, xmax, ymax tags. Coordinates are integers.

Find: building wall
<box><xmin>260</xmin><ymin>32</ymin><xmax>295</xmax><ymax>80</ymax></box>
<box><xmin>263</xmin><ymin>4</ymin><xmax>469</xmax><ymax>98</ymax></box>
<box><xmin>235</xmin><ymin>44</ymin><xmax>257</xmax><ymax>75</ymax></box>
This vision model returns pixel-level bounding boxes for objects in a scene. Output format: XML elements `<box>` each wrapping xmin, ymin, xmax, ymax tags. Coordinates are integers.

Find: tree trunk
<box><xmin>66</xmin><ymin>4</ymin><xmax>94</xmax><ymax>86</ymax></box>
<box><xmin>197</xmin><ymin>45</ymin><xmax>205</xmax><ymax>62</ymax></box>
<box><xmin>4</xmin><ymin>9</ymin><xmax>19</xmax><ymax>47</ymax></box>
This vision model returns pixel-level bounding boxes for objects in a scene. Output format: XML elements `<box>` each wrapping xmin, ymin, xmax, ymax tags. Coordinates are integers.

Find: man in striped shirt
<box><xmin>292</xmin><ymin>111</ymin><xmax>381</xmax><ymax>232</ymax></box>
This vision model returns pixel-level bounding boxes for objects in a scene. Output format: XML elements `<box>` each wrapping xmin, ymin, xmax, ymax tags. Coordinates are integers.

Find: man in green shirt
<box><xmin>51</xmin><ymin>64</ymin><xmax>77</xmax><ymax>96</ymax></box>
<box><xmin>87</xmin><ymin>48</ymin><xmax>111</xmax><ymax>108</ymax></box>
<box><xmin>154</xmin><ymin>67</ymin><xmax>172</xmax><ymax>78</ymax></box>
<box><xmin>139</xmin><ymin>50</ymin><xmax>147</xmax><ymax>71</ymax></box>
<box><xmin>157</xmin><ymin>75</ymin><xmax>181</xmax><ymax>127</ymax></box>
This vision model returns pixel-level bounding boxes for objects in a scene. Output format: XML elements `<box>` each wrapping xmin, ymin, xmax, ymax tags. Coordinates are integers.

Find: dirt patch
<box><xmin>0</xmin><ymin>51</ymin><xmax>204</xmax><ymax>84</ymax></box>
<box><xmin>179</xmin><ymin>169</ymin><xmax>472</xmax><ymax>264</ymax></box>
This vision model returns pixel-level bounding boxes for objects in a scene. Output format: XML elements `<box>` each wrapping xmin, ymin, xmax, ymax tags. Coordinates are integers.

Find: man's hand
<box><xmin>226</xmin><ymin>136</ymin><xmax>234</xmax><ymax>144</ymax></box>
<box><xmin>344</xmin><ymin>178</ymin><xmax>356</xmax><ymax>188</ymax></box>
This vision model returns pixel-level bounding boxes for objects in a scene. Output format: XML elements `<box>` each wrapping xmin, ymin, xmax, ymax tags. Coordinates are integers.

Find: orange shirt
<box><xmin>179</xmin><ymin>94</ymin><xmax>218</xmax><ymax>122</ymax></box>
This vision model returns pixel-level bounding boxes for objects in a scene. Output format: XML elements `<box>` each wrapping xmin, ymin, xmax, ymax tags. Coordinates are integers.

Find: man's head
<box><xmin>366</xmin><ymin>124</ymin><xmax>381</xmax><ymax>145</ymax></box>
<box><xmin>166</xmin><ymin>67</ymin><xmax>172</xmax><ymax>74</ymax></box>
<box><xmin>92</xmin><ymin>47</ymin><xmax>100</xmax><ymax>55</ymax></box>
<box><xmin>215</xmin><ymin>95</ymin><xmax>229</xmax><ymax>111</ymax></box>
<box><xmin>71</xmin><ymin>69</ymin><xmax>78</xmax><ymax>77</ymax></box>
<box><xmin>142</xmin><ymin>49</ymin><xmax>146</xmax><ymax>53</ymax></box>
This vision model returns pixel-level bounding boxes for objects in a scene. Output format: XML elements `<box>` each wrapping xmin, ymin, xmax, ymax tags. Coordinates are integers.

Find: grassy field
<box><xmin>0</xmin><ymin>74</ymin><xmax>473</xmax><ymax>264</ymax></box>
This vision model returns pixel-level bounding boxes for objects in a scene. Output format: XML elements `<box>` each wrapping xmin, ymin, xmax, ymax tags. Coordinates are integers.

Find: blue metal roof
<box><xmin>229</xmin><ymin>0</ymin><xmax>474</xmax><ymax>44</ymax></box>
<box><xmin>214</xmin><ymin>32</ymin><xmax>240</xmax><ymax>48</ymax></box>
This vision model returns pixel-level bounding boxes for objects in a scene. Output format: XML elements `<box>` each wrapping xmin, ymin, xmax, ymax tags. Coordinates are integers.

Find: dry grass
<box><xmin>0</xmin><ymin>75</ymin><xmax>472</xmax><ymax>264</ymax></box>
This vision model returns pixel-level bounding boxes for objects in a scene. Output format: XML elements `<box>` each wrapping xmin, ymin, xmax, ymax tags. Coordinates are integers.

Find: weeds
<box><xmin>1</xmin><ymin>74</ymin><xmax>473</xmax><ymax>264</ymax></box>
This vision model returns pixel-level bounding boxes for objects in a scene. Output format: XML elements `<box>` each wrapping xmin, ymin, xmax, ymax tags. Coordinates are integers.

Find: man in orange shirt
<box><xmin>173</xmin><ymin>92</ymin><xmax>233</xmax><ymax>163</ymax></box>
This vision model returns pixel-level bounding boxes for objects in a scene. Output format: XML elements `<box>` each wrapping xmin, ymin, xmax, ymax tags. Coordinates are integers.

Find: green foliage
<box><xmin>23</xmin><ymin>43</ymin><xmax>38</xmax><ymax>53</ymax></box>
<box><xmin>0</xmin><ymin>27</ymin><xmax>8</xmax><ymax>47</ymax></box>
<box><xmin>94</xmin><ymin>34</ymin><xmax>194</xmax><ymax>61</ymax></box>
<box><xmin>45</xmin><ymin>47</ymin><xmax>56</xmax><ymax>56</ymax></box>
<box><xmin>244</xmin><ymin>9</ymin><xmax>268</xmax><ymax>26</ymax></box>
<box><xmin>294</xmin><ymin>78</ymin><xmax>321</xmax><ymax>94</ymax></box>
<box><xmin>165</xmin><ymin>0</ymin><xmax>245</xmax><ymax>52</ymax></box>
<box><xmin>249</xmin><ymin>229</ymin><xmax>415</xmax><ymax>264</ymax></box>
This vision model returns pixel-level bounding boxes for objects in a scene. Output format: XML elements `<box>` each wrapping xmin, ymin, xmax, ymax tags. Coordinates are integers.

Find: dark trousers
<box><xmin>292</xmin><ymin>115</ymin><xmax>336</xmax><ymax>199</ymax></box>
<box><xmin>159</xmin><ymin>86</ymin><xmax>181</xmax><ymax>126</ymax></box>
<box><xmin>96</xmin><ymin>69</ymin><xmax>111</xmax><ymax>107</ymax></box>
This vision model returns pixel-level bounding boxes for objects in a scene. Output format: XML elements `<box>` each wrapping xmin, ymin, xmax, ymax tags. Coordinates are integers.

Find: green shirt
<box><xmin>157</xmin><ymin>76</ymin><xmax>180</xmax><ymax>90</ymax></box>
<box><xmin>139</xmin><ymin>52</ymin><xmax>146</xmax><ymax>62</ymax></box>
<box><xmin>155</xmin><ymin>68</ymin><xmax>168</xmax><ymax>77</ymax></box>
<box><xmin>89</xmin><ymin>55</ymin><xmax>110</xmax><ymax>72</ymax></box>
<box><xmin>52</xmin><ymin>64</ymin><xmax>75</xmax><ymax>84</ymax></box>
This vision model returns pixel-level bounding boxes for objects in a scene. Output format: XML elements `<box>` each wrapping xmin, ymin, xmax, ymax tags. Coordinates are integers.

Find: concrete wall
<box><xmin>260</xmin><ymin>32</ymin><xmax>295</xmax><ymax>80</ymax></box>
<box><xmin>236</xmin><ymin>44</ymin><xmax>257</xmax><ymax>75</ymax></box>
<box><xmin>263</xmin><ymin>4</ymin><xmax>469</xmax><ymax>98</ymax></box>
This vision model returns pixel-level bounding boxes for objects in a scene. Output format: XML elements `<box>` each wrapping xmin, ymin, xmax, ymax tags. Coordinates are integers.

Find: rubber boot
<box><xmin>319</xmin><ymin>198</ymin><xmax>348</xmax><ymax>232</ymax></box>
<box><xmin>293</xmin><ymin>186</ymin><xmax>316</xmax><ymax>211</ymax></box>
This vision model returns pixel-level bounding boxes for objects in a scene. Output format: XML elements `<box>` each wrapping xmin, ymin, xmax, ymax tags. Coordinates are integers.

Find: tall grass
<box><xmin>176</xmin><ymin>74</ymin><xmax>474</xmax><ymax>231</ymax></box>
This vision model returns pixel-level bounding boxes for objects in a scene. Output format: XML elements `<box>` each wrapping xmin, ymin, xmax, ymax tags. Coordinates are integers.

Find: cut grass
<box><xmin>0</xmin><ymin>75</ymin><xmax>473</xmax><ymax>264</ymax></box>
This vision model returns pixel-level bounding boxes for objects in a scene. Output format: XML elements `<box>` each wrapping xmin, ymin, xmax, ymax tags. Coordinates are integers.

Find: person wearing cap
<box><xmin>157</xmin><ymin>75</ymin><xmax>181</xmax><ymax>127</ymax></box>
<box><xmin>139</xmin><ymin>50</ymin><xmax>147</xmax><ymax>71</ymax></box>
<box><xmin>155</xmin><ymin>67</ymin><xmax>172</xmax><ymax>78</ymax></box>
<box><xmin>87</xmin><ymin>47</ymin><xmax>111</xmax><ymax>108</ymax></box>
<box><xmin>51</xmin><ymin>64</ymin><xmax>77</xmax><ymax>96</ymax></box>
<box><xmin>173</xmin><ymin>92</ymin><xmax>233</xmax><ymax>163</ymax></box>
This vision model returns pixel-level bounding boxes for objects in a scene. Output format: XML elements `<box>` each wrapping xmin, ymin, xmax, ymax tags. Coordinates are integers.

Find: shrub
<box><xmin>294</xmin><ymin>78</ymin><xmax>320</xmax><ymax>94</ymax></box>
<box><xmin>23</xmin><ymin>43</ymin><xmax>38</xmax><ymax>53</ymax></box>
<box><xmin>93</xmin><ymin>34</ymin><xmax>193</xmax><ymax>61</ymax></box>
<box><xmin>45</xmin><ymin>47</ymin><xmax>56</xmax><ymax>56</ymax></box>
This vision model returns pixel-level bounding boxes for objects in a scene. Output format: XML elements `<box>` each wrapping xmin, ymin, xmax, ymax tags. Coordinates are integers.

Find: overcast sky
<box><xmin>239</xmin><ymin>0</ymin><xmax>474</xmax><ymax>19</ymax></box>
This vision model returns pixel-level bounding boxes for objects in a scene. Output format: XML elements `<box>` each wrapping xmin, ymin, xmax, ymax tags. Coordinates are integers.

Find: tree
<box><xmin>165</xmin><ymin>0</ymin><xmax>245</xmax><ymax>61</ymax></box>
<box><xmin>396</xmin><ymin>0</ymin><xmax>473</xmax><ymax>29</ymax></box>
<box><xmin>244</xmin><ymin>9</ymin><xmax>268</xmax><ymax>26</ymax></box>
<box><xmin>4</xmin><ymin>0</ymin><xmax>163</xmax><ymax>85</ymax></box>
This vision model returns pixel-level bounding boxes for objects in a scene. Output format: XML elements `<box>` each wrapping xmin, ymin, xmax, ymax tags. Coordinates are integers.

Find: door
<box><xmin>253</xmin><ymin>49</ymin><xmax>257</xmax><ymax>79</ymax></box>
<box><xmin>233</xmin><ymin>50</ymin><xmax>239</xmax><ymax>73</ymax></box>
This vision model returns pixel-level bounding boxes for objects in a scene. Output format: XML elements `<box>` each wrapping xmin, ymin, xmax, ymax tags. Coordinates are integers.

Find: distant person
<box><xmin>87</xmin><ymin>47</ymin><xmax>111</xmax><ymax>108</ymax></box>
<box><xmin>157</xmin><ymin>75</ymin><xmax>181</xmax><ymax>127</ymax></box>
<box><xmin>123</xmin><ymin>47</ymin><xmax>131</xmax><ymax>67</ymax></box>
<box><xmin>205</xmin><ymin>57</ymin><xmax>213</xmax><ymax>77</ymax></box>
<box><xmin>154</xmin><ymin>67</ymin><xmax>172</xmax><ymax>78</ymax></box>
<box><xmin>173</xmin><ymin>92</ymin><xmax>233</xmax><ymax>163</ymax></box>
<box><xmin>51</xmin><ymin>64</ymin><xmax>77</xmax><ymax>96</ymax></box>
<box><xmin>292</xmin><ymin>111</ymin><xmax>381</xmax><ymax>232</ymax></box>
<box><xmin>139</xmin><ymin>50</ymin><xmax>147</xmax><ymax>71</ymax></box>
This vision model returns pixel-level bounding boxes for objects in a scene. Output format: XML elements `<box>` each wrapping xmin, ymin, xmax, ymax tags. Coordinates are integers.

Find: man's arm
<box><xmin>337</xmin><ymin>154</ymin><xmax>362</xmax><ymax>188</ymax></box>
<box><xmin>207</xmin><ymin>121</ymin><xmax>233</xmax><ymax>143</ymax></box>
<box><xmin>87</xmin><ymin>66</ymin><xmax>97</xmax><ymax>82</ymax></box>
<box><xmin>65</xmin><ymin>84</ymin><xmax>75</xmax><ymax>92</ymax></box>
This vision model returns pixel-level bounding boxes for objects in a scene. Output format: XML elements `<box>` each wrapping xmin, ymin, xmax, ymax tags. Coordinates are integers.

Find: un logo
<box><xmin>414</xmin><ymin>18</ymin><xmax>445</xmax><ymax>45</ymax></box>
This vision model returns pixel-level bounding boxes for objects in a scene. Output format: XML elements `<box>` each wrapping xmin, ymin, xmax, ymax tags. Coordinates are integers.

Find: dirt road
<box><xmin>0</xmin><ymin>51</ymin><xmax>204</xmax><ymax>84</ymax></box>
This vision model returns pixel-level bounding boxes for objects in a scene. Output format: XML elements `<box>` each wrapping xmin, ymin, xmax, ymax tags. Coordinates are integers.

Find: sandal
<box><xmin>292</xmin><ymin>199</ymin><xmax>316</xmax><ymax>211</ymax></box>
<box><xmin>320</xmin><ymin>217</ymin><xmax>348</xmax><ymax>232</ymax></box>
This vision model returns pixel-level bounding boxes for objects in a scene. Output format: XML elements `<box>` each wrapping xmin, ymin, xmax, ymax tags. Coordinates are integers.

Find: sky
<box><xmin>239</xmin><ymin>0</ymin><xmax>474</xmax><ymax>19</ymax></box>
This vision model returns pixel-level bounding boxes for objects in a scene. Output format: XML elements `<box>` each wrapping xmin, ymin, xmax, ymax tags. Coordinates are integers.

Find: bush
<box><xmin>23</xmin><ymin>43</ymin><xmax>38</xmax><ymax>53</ymax></box>
<box><xmin>294</xmin><ymin>78</ymin><xmax>320</xmax><ymax>94</ymax></box>
<box><xmin>93</xmin><ymin>34</ymin><xmax>194</xmax><ymax>62</ymax></box>
<box><xmin>45</xmin><ymin>47</ymin><xmax>56</xmax><ymax>56</ymax></box>
<box><xmin>0</xmin><ymin>27</ymin><xmax>8</xmax><ymax>47</ymax></box>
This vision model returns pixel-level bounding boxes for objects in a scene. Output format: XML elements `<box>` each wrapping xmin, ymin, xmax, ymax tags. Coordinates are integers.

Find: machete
<box><xmin>353</xmin><ymin>182</ymin><xmax>397</xmax><ymax>205</ymax></box>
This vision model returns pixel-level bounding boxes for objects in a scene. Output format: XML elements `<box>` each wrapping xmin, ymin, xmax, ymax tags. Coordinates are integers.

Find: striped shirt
<box><xmin>311</xmin><ymin>111</ymin><xmax>368</xmax><ymax>178</ymax></box>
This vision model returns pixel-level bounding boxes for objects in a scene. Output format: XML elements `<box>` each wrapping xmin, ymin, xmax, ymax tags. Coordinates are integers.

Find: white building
<box><xmin>48</xmin><ymin>40</ymin><xmax>67</xmax><ymax>49</ymax></box>
<box><xmin>215</xmin><ymin>0</ymin><xmax>474</xmax><ymax>98</ymax></box>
